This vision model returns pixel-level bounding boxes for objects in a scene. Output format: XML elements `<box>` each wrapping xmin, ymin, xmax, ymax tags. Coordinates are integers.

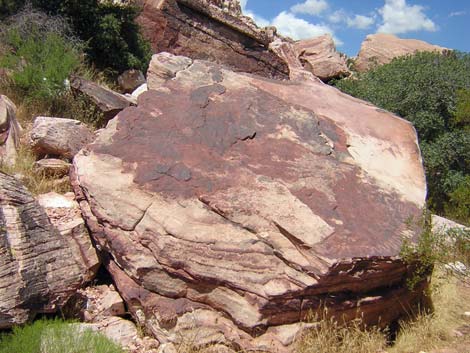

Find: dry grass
<box><xmin>0</xmin><ymin>145</ymin><xmax>71</xmax><ymax>195</ymax></box>
<box><xmin>389</xmin><ymin>270</ymin><xmax>470</xmax><ymax>353</ymax></box>
<box><xmin>296</xmin><ymin>314</ymin><xmax>387</xmax><ymax>353</ymax></box>
<box><xmin>295</xmin><ymin>268</ymin><xmax>470</xmax><ymax>353</ymax></box>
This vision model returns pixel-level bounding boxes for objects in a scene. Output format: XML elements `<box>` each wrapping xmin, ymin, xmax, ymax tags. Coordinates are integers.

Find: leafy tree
<box><xmin>334</xmin><ymin>51</ymin><xmax>470</xmax><ymax>225</ymax></box>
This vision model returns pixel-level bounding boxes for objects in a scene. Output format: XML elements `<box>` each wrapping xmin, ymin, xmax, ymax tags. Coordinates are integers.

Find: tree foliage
<box><xmin>4</xmin><ymin>0</ymin><xmax>151</xmax><ymax>75</ymax></box>
<box><xmin>334</xmin><ymin>51</ymin><xmax>470</xmax><ymax>225</ymax></box>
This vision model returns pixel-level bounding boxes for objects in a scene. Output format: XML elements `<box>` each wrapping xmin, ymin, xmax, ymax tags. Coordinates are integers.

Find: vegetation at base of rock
<box><xmin>0</xmin><ymin>318</ymin><xmax>124</xmax><ymax>353</ymax></box>
<box><xmin>334</xmin><ymin>51</ymin><xmax>470</xmax><ymax>225</ymax></box>
<box><xmin>0</xmin><ymin>145</ymin><xmax>71</xmax><ymax>195</ymax></box>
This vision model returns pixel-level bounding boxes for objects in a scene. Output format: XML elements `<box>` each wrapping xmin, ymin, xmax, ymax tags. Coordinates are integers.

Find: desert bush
<box><xmin>0</xmin><ymin>318</ymin><xmax>124</xmax><ymax>353</ymax></box>
<box><xmin>0</xmin><ymin>7</ymin><xmax>83</xmax><ymax>103</ymax></box>
<box><xmin>25</xmin><ymin>0</ymin><xmax>152</xmax><ymax>76</ymax></box>
<box><xmin>334</xmin><ymin>51</ymin><xmax>470</xmax><ymax>225</ymax></box>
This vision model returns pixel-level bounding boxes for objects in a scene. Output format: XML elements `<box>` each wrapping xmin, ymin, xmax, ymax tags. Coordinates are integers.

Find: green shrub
<box><xmin>0</xmin><ymin>8</ymin><xmax>83</xmax><ymax>103</ymax></box>
<box><xmin>334</xmin><ymin>51</ymin><xmax>470</xmax><ymax>225</ymax></box>
<box><xmin>0</xmin><ymin>318</ymin><xmax>124</xmax><ymax>353</ymax></box>
<box><xmin>30</xmin><ymin>0</ymin><xmax>151</xmax><ymax>76</ymax></box>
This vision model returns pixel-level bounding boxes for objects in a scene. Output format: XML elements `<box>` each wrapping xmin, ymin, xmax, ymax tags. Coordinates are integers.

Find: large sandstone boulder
<box><xmin>0</xmin><ymin>95</ymin><xmax>22</xmax><ymax>166</ymax></box>
<box><xmin>72</xmin><ymin>53</ymin><xmax>427</xmax><ymax>352</ymax></box>
<box><xmin>137</xmin><ymin>0</ymin><xmax>288</xmax><ymax>79</ymax></box>
<box><xmin>355</xmin><ymin>33</ymin><xmax>446</xmax><ymax>72</ymax></box>
<box><xmin>30</xmin><ymin>116</ymin><xmax>95</xmax><ymax>160</ymax></box>
<box><xmin>294</xmin><ymin>34</ymin><xmax>350</xmax><ymax>81</ymax></box>
<box><xmin>0</xmin><ymin>174</ymin><xmax>99</xmax><ymax>329</ymax></box>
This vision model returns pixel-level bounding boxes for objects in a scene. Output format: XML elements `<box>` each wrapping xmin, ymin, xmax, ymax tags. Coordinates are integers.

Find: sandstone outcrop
<box><xmin>0</xmin><ymin>95</ymin><xmax>21</xmax><ymax>166</ymax></box>
<box><xmin>137</xmin><ymin>0</ymin><xmax>289</xmax><ymax>79</ymax></box>
<box><xmin>294</xmin><ymin>34</ymin><xmax>350</xmax><ymax>81</ymax></box>
<box><xmin>72</xmin><ymin>53</ymin><xmax>427</xmax><ymax>351</ymax></box>
<box><xmin>30</xmin><ymin>116</ymin><xmax>95</xmax><ymax>159</ymax></box>
<box><xmin>0</xmin><ymin>174</ymin><xmax>99</xmax><ymax>329</ymax></box>
<box><xmin>355</xmin><ymin>33</ymin><xmax>446</xmax><ymax>72</ymax></box>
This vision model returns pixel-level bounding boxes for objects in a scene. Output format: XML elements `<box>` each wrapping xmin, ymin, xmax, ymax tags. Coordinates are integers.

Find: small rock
<box><xmin>118</xmin><ymin>69</ymin><xmax>146</xmax><ymax>93</ymax></box>
<box><xmin>30</xmin><ymin>116</ymin><xmax>95</xmax><ymax>159</ymax></box>
<box><xmin>464</xmin><ymin>311</ymin><xmax>470</xmax><ymax>317</ymax></box>
<box><xmin>34</xmin><ymin>158</ymin><xmax>71</xmax><ymax>177</ymax></box>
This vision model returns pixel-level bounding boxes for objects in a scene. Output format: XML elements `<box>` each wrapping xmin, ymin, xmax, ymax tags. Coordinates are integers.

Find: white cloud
<box><xmin>291</xmin><ymin>0</ymin><xmax>329</xmax><ymax>16</ymax></box>
<box><xmin>271</xmin><ymin>11</ymin><xmax>341</xmax><ymax>45</ymax></box>
<box><xmin>347</xmin><ymin>14</ymin><xmax>375</xmax><ymax>29</ymax></box>
<box><xmin>328</xmin><ymin>10</ymin><xmax>375</xmax><ymax>29</ymax></box>
<box><xmin>377</xmin><ymin>0</ymin><xmax>437</xmax><ymax>34</ymax></box>
<box><xmin>240</xmin><ymin>0</ymin><xmax>247</xmax><ymax>12</ymax></box>
<box><xmin>449</xmin><ymin>11</ymin><xmax>466</xmax><ymax>17</ymax></box>
<box><xmin>245</xmin><ymin>10</ymin><xmax>270</xmax><ymax>27</ymax></box>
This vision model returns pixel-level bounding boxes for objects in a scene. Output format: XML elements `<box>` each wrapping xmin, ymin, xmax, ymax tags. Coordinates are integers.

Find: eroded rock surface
<box><xmin>355</xmin><ymin>33</ymin><xmax>446</xmax><ymax>72</ymax></box>
<box><xmin>0</xmin><ymin>174</ymin><xmax>99</xmax><ymax>329</ymax></box>
<box><xmin>294</xmin><ymin>34</ymin><xmax>350</xmax><ymax>81</ymax></box>
<box><xmin>138</xmin><ymin>0</ymin><xmax>288</xmax><ymax>79</ymax></box>
<box><xmin>72</xmin><ymin>53</ymin><xmax>427</xmax><ymax>351</ymax></box>
<box><xmin>30</xmin><ymin>117</ymin><xmax>95</xmax><ymax>159</ymax></box>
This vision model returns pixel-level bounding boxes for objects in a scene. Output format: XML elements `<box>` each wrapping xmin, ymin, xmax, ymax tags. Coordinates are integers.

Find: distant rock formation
<box><xmin>294</xmin><ymin>34</ymin><xmax>350</xmax><ymax>81</ymax></box>
<box><xmin>355</xmin><ymin>33</ymin><xmax>446</xmax><ymax>72</ymax></box>
<box><xmin>72</xmin><ymin>53</ymin><xmax>427</xmax><ymax>352</ymax></box>
<box><xmin>0</xmin><ymin>175</ymin><xmax>99</xmax><ymax>329</ymax></box>
<box><xmin>137</xmin><ymin>0</ymin><xmax>289</xmax><ymax>79</ymax></box>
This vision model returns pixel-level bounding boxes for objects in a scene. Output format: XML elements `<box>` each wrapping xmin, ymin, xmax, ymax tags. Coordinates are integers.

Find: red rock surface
<box><xmin>137</xmin><ymin>0</ymin><xmax>288</xmax><ymax>79</ymax></box>
<box><xmin>355</xmin><ymin>33</ymin><xmax>446</xmax><ymax>72</ymax></box>
<box><xmin>72</xmin><ymin>53</ymin><xmax>427</xmax><ymax>351</ymax></box>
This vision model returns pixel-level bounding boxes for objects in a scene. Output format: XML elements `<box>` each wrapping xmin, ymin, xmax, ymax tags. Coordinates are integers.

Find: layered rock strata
<box><xmin>72</xmin><ymin>53</ymin><xmax>427</xmax><ymax>351</ymax></box>
<box><xmin>137</xmin><ymin>0</ymin><xmax>289</xmax><ymax>79</ymax></box>
<box><xmin>0</xmin><ymin>174</ymin><xmax>99</xmax><ymax>329</ymax></box>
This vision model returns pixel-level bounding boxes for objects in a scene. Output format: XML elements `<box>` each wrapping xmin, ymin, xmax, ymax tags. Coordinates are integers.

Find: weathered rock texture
<box><xmin>294</xmin><ymin>34</ymin><xmax>350</xmax><ymax>81</ymax></box>
<box><xmin>30</xmin><ymin>116</ymin><xmax>95</xmax><ymax>159</ymax></box>
<box><xmin>0</xmin><ymin>174</ymin><xmax>99</xmax><ymax>329</ymax></box>
<box><xmin>34</xmin><ymin>158</ymin><xmax>71</xmax><ymax>177</ymax></box>
<box><xmin>137</xmin><ymin>0</ymin><xmax>288</xmax><ymax>79</ymax></box>
<box><xmin>0</xmin><ymin>95</ymin><xmax>22</xmax><ymax>166</ymax></box>
<box><xmin>72</xmin><ymin>53</ymin><xmax>427</xmax><ymax>352</ymax></box>
<box><xmin>355</xmin><ymin>33</ymin><xmax>446</xmax><ymax>72</ymax></box>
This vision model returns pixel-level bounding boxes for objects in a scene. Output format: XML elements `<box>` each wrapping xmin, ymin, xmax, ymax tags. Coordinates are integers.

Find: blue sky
<box><xmin>241</xmin><ymin>0</ymin><xmax>470</xmax><ymax>56</ymax></box>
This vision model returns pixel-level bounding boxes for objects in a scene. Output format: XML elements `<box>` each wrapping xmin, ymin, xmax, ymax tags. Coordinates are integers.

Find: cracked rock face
<box><xmin>138</xmin><ymin>0</ymin><xmax>288</xmax><ymax>80</ymax></box>
<box><xmin>72</xmin><ymin>53</ymin><xmax>427</xmax><ymax>351</ymax></box>
<box><xmin>0</xmin><ymin>174</ymin><xmax>99</xmax><ymax>329</ymax></box>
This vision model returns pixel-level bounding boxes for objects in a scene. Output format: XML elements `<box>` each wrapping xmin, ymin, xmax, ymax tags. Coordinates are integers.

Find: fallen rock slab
<box><xmin>71</xmin><ymin>76</ymin><xmax>133</xmax><ymax>121</ymax></box>
<box><xmin>0</xmin><ymin>174</ymin><xmax>99</xmax><ymax>329</ymax></box>
<box><xmin>355</xmin><ymin>33</ymin><xmax>446</xmax><ymax>72</ymax></box>
<box><xmin>72</xmin><ymin>53</ymin><xmax>427</xmax><ymax>352</ymax></box>
<box><xmin>30</xmin><ymin>116</ymin><xmax>95</xmax><ymax>159</ymax></box>
<box><xmin>0</xmin><ymin>95</ymin><xmax>22</xmax><ymax>166</ymax></box>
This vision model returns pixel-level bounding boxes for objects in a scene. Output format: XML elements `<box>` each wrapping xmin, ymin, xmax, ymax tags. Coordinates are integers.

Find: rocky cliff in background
<box><xmin>355</xmin><ymin>33</ymin><xmax>446</xmax><ymax>72</ymax></box>
<box><xmin>71</xmin><ymin>52</ymin><xmax>427</xmax><ymax>352</ymax></box>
